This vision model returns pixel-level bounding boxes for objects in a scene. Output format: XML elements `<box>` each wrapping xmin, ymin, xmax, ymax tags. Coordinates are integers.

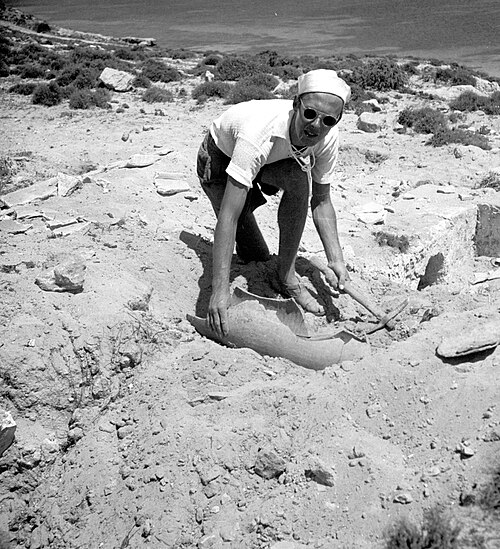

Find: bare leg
<box><xmin>260</xmin><ymin>159</ymin><xmax>324</xmax><ymax>315</ymax></box>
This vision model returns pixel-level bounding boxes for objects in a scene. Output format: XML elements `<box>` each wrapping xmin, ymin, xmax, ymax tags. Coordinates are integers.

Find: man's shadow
<box><xmin>179</xmin><ymin>230</ymin><xmax>341</xmax><ymax>322</ymax></box>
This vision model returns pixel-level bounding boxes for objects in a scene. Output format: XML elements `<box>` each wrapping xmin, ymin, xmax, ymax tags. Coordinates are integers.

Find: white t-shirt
<box><xmin>209</xmin><ymin>99</ymin><xmax>339</xmax><ymax>188</ymax></box>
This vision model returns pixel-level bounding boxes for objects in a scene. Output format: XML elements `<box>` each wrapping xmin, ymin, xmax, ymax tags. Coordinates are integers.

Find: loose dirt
<box><xmin>1</xmin><ymin>21</ymin><xmax>500</xmax><ymax>549</ymax></box>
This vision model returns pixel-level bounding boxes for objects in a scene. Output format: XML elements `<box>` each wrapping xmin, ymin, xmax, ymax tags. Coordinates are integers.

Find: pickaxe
<box><xmin>309</xmin><ymin>256</ymin><xmax>408</xmax><ymax>334</ymax></box>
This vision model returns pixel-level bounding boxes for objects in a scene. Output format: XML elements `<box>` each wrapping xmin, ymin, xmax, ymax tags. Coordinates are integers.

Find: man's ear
<box><xmin>292</xmin><ymin>95</ymin><xmax>299</xmax><ymax>110</ymax></box>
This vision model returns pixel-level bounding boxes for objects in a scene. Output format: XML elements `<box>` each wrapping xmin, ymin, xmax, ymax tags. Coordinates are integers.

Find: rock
<box><xmin>0</xmin><ymin>409</ymin><xmax>16</xmax><ymax>458</ymax></box>
<box><xmin>99</xmin><ymin>67</ymin><xmax>134</xmax><ymax>92</ymax></box>
<box><xmin>254</xmin><ymin>447</ymin><xmax>287</xmax><ymax>479</ymax></box>
<box><xmin>154</xmin><ymin>172</ymin><xmax>191</xmax><ymax>196</ymax></box>
<box><xmin>306</xmin><ymin>456</ymin><xmax>336</xmax><ymax>487</ymax></box>
<box><xmin>357</xmin><ymin>112</ymin><xmax>382</xmax><ymax>133</ymax></box>
<box><xmin>121</xmin><ymin>130</ymin><xmax>131</xmax><ymax>142</ymax></box>
<box><xmin>0</xmin><ymin>177</ymin><xmax>57</xmax><ymax>208</ymax></box>
<box><xmin>122</xmin><ymin>36</ymin><xmax>156</xmax><ymax>47</ymax></box>
<box><xmin>393</xmin><ymin>491</ymin><xmax>413</xmax><ymax>504</ymax></box>
<box><xmin>56</xmin><ymin>172</ymin><xmax>83</xmax><ymax>197</ymax></box>
<box><xmin>362</xmin><ymin>98</ymin><xmax>382</xmax><ymax>112</ymax></box>
<box><xmin>436</xmin><ymin>321</ymin><xmax>500</xmax><ymax>358</ymax></box>
<box><xmin>35</xmin><ymin>255</ymin><xmax>86</xmax><ymax>293</ymax></box>
<box><xmin>205</xmin><ymin>70</ymin><xmax>215</xmax><ymax>82</ymax></box>
<box><xmin>0</xmin><ymin>219</ymin><xmax>33</xmax><ymax>234</ymax></box>
<box><xmin>124</xmin><ymin>154</ymin><xmax>159</xmax><ymax>168</ymax></box>
<box><xmin>474</xmin><ymin>77</ymin><xmax>500</xmax><ymax>95</ymax></box>
<box><xmin>354</xmin><ymin>202</ymin><xmax>386</xmax><ymax>225</ymax></box>
<box><xmin>432</xmin><ymin>84</ymin><xmax>488</xmax><ymax>101</ymax></box>
<box><xmin>270</xmin><ymin>543</ymin><xmax>309</xmax><ymax>549</ymax></box>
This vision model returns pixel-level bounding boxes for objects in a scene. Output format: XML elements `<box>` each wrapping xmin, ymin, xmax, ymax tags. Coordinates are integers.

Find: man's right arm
<box><xmin>209</xmin><ymin>176</ymin><xmax>249</xmax><ymax>338</ymax></box>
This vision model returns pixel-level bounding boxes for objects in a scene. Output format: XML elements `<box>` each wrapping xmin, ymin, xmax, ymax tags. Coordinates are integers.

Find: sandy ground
<box><xmin>1</xmin><ymin>23</ymin><xmax>500</xmax><ymax>549</ymax></box>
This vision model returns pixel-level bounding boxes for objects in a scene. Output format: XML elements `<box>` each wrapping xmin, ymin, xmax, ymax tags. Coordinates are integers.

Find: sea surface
<box><xmin>9</xmin><ymin>0</ymin><xmax>500</xmax><ymax>77</ymax></box>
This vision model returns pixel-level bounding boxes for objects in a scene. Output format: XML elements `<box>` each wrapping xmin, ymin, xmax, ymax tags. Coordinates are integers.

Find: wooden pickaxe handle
<box><xmin>309</xmin><ymin>256</ymin><xmax>401</xmax><ymax>330</ymax></box>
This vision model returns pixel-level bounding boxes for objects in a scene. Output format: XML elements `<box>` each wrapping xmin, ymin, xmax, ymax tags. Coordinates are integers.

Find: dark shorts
<box><xmin>196</xmin><ymin>131</ymin><xmax>280</xmax><ymax>218</ymax></box>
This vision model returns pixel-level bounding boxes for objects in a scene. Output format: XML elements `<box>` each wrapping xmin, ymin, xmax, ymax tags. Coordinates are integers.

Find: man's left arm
<box><xmin>310</xmin><ymin>181</ymin><xmax>348</xmax><ymax>289</ymax></box>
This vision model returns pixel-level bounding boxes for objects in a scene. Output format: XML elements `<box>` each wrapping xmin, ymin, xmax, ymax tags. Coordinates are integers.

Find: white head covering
<box><xmin>297</xmin><ymin>69</ymin><xmax>351</xmax><ymax>104</ymax></box>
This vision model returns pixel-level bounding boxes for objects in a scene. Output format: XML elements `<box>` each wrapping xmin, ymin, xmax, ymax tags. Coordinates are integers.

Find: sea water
<box><xmin>8</xmin><ymin>0</ymin><xmax>500</xmax><ymax>76</ymax></box>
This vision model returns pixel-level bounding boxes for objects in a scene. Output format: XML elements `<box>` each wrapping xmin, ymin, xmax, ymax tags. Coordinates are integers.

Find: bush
<box><xmin>450</xmin><ymin>90</ymin><xmax>500</xmax><ymax>115</ymax></box>
<box><xmin>9</xmin><ymin>82</ymin><xmax>37</xmax><ymax>95</ymax></box>
<box><xmin>384</xmin><ymin>507</ymin><xmax>460</xmax><ymax>549</ymax></box>
<box><xmin>225</xmin><ymin>83</ymin><xmax>275</xmax><ymax>104</ymax></box>
<box><xmin>141</xmin><ymin>59</ymin><xmax>182</xmax><ymax>83</ymax></box>
<box><xmin>435</xmin><ymin>66</ymin><xmax>475</xmax><ymax>85</ymax></box>
<box><xmin>428</xmin><ymin>127</ymin><xmax>491</xmax><ymax>150</ymax></box>
<box><xmin>142</xmin><ymin>86</ymin><xmax>173</xmax><ymax>103</ymax></box>
<box><xmin>56</xmin><ymin>64</ymin><xmax>98</xmax><ymax>88</ymax></box>
<box><xmin>270</xmin><ymin>65</ymin><xmax>302</xmax><ymax>80</ymax></box>
<box><xmin>479</xmin><ymin>465</ymin><xmax>500</xmax><ymax>510</ymax></box>
<box><xmin>0</xmin><ymin>60</ymin><xmax>9</xmax><ymax>77</ymax></box>
<box><xmin>19</xmin><ymin>62</ymin><xmax>45</xmax><ymax>78</ymax></box>
<box><xmin>215</xmin><ymin>56</ymin><xmax>265</xmax><ymax>81</ymax></box>
<box><xmin>192</xmin><ymin>81</ymin><xmax>231</xmax><ymax>100</ymax></box>
<box><xmin>398</xmin><ymin>107</ymin><xmax>447</xmax><ymax>133</ymax></box>
<box><xmin>202</xmin><ymin>53</ymin><xmax>222</xmax><ymax>66</ymax></box>
<box><xmin>353</xmin><ymin>58</ymin><xmax>407</xmax><ymax>91</ymax></box>
<box><xmin>68</xmin><ymin>88</ymin><xmax>111</xmax><ymax>109</ymax></box>
<box><xmin>32</xmin><ymin>81</ymin><xmax>62</xmax><ymax>106</ymax></box>
<box><xmin>114</xmin><ymin>47</ymin><xmax>142</xmax><ymax>61</ymax></box>
<box><xmin>132</xmin><ymin>74</ymin><xmax>151</xmax><ymax>88</ymax></box>
<box><xmin>477</xmin><ymin>171</ymin><xmax>500</xmax><ymax>191</ymax></box>
<box><xmin>238</xmin><ymin>73</ymin><xmax>279</xmax><ymax>91</ymax></box>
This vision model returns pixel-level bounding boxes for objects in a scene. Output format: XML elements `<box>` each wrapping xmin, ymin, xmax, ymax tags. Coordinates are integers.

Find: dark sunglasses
<box><xmin>299</xmin><ymin>98</ymin><xmax>340</xmax><ymax>127</ymax></box>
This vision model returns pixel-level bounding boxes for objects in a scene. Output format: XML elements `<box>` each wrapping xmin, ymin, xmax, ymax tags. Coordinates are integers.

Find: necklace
<box><xmin>288</xmin><ymin>142</ymin><xmax>316</xmax><ymax>188</ymax></box>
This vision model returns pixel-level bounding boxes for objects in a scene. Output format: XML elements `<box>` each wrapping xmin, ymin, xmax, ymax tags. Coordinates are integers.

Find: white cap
<box><xmin>297</xmin><ymin>69</ymin><xmax>351</xmax><ymax>104</ymax></box>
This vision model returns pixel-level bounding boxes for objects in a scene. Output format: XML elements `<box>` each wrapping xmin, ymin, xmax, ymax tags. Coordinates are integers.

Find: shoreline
<box><xmin>4</xmin><ymin>3</ymin><xmax>500</xmax><ymax>78</ymax></box>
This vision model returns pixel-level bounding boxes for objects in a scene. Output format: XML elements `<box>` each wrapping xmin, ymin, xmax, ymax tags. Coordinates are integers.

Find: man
<box><xmin>197</xmin><ymin>69</ymin><xmax>350</xmax><ymax>338</ymax></box>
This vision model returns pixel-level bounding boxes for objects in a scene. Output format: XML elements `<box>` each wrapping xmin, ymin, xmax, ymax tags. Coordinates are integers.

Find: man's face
<box><xmin>290</xmin><ymin>92</ymin><xmax>344</xmax><ymax>148</ymax></box>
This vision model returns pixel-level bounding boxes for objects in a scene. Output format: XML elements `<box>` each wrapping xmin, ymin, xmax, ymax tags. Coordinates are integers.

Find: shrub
<box><xmin>448</xmin><ymin>90</ymin><xmax>500</xmax><ymax>115</ymax></box>
<box><xmin>398</xmin><ymin>107</ymin><xmax>447</xmax><ymax>133</ymax></box>
<box><xmin>270</xmin><ymin>65</ymin><xmax>302</xmax><ymax>80</ymax></box>
<box><xmin>32</xmin><ymin>81</ymin><xmax>62</xmax><ymax>106</ymax></box>
<box><xmin>238</xmin><ymin>73</ymin><xmax>279</xmax><ymax>91</ymax></box>
<box><xmin>202</xmin><ymin>53</ymin><xmax>222</xmax><ymax>66</ymax></box>
<box><xmin>142</xmin><ymin>86</ymin><xmax>173</xmax><ymax>103</ymax></box>
<box><xmin>479</xmin><ymin>465</ymin><xmax>500</xmax><ymax>510</ymax></box>
<box><xmin>68</xmin><ymin>89</ymin><xmax>94</xmax><ymax>109</ymax></box>
<box><xmin>9</xmin><ymin>82</ymin><xmax>37</xmax><ymax>95</ymax></box>
<box><xmin>477</xmin><ymin>171</ymin><xmax>500</xmax><ymax>191</ymax></box>
<box><xmin>215</xmin><ymin>56</ymin><xmax>264</xmax><ymax>81</ymax></box>
<box><xmin>0</xmin><ymin>60</ymin><xmax>9</xmax><ymax>77</ymax></box>
<box><xmin>225</xmin><ymin>83</ymin><xmax>275</xmax><ymax>104</ymax></box>
<box><xmin>19</xmin><ymin>62</ymin><xmax>45</xmax><ymax>78</ymax></box>
<box><xmin>435</xmin><ymin>66</ymin><xmax>475</xmax><ymax>85</ymax></box>
<box><xmin>402</xmin><ymin>61</ymin><xmax>419</xmax><ymax>75</ymax></box>
<box><xmin>68</xmin><ymin>88</ymin><xmax>111</xmax><ymax>109</ymax></box>
<box><xmin>384</xmin><ymin>507</ymin><xmax>460</xmax><ymax>549</ymax></box>
<box><xmin>114</xmin><ymin>47</ymin><xmax>141</xmax><ymax>61</ymax></box>
<box><xmin>428</xmin><ymin>127</ymin><xmax>491</xmax><ymax>150</ymax></box>
<box><xmin>132</xmin><ymin>74</ymin><xmax>151</xmax><ymax>88</ymax></box>
<box><xmin>141</xmin><ymin>59</ymin><xmax>181</xmax><ymax>83</ymax></box>
<box><xmin>56</xmin><ymin>64</ymin><xmax>98</xmax><ymax>88</ymax></box>
<box><xmin>353</xmin><ymin>58</ymin><xmax>407</xmax><ymax>91</ymax></box>
<box><xmin>192</xmin><ymin>81</ymin><xmax>231</xmax><ymax>100</ymax></box>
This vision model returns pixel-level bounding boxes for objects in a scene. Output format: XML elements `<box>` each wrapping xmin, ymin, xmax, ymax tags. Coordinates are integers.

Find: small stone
<box><xmin>393</xmin><ymin>492</ymin><xmax>413</xmax><ymax>504</ymax></box>
<box><xmin>121</xmin><ymin>131</ymin><xmax>130</xmax><ymax>142</ymax></box>
<box><xmin>254</xmin><ymin>447</ymin><xmax>287</xmax><ymax>479</ymax></box>
<box><xmin>306</xmin><ymin>456</ymin><xmax>336</xmax><ymax>487</ymax></box>
<box><xmin>366</xmin><ymin>403</ymin><xmax>382</xmax><ymax>418</ymax></box>
<box><xmin>117</xmin><ymin>425</ymin><xmax>133</xmax><ymax>439</ymax></box>
<box><xmin>0</xmin><ymin>409</ymin><xmax>16</xmax><ymax>457</ymax></box>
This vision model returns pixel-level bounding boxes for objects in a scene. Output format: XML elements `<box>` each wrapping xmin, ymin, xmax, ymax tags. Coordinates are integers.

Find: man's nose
<box><xmin>310</xmin><ymin>116</ymin><xmax>322</xmax><ymax>130</ymax></box>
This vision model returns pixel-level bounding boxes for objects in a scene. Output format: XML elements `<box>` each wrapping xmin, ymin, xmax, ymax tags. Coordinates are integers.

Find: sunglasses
<box><xmin>299</xmin><ymin>98</ymin><xmax>340</xmax><ymax>127</ymax></box>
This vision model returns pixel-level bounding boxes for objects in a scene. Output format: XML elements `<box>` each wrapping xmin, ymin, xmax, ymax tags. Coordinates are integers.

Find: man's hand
<box><xmin>208</xmin><ymin>288</ymin><xmax>231</xmax><ymax>338</ymax></box>
<box><xmin>327</xmin><ymin>258</ymin><xmax>349</xmax><ymax>291</ymax></box>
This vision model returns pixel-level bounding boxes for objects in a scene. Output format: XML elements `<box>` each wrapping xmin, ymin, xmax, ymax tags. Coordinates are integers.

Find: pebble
<box><xmin>393</xmin><ymin>492</ymin><xmax>413</xmax><ymax>504</ymax></box>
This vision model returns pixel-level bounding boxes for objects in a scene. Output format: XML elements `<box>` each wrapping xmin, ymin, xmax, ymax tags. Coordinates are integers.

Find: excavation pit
<box><xmin>349</xmin><ymin>185</ymin><xmax>500</xmax><ymax>290</ymax></box>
